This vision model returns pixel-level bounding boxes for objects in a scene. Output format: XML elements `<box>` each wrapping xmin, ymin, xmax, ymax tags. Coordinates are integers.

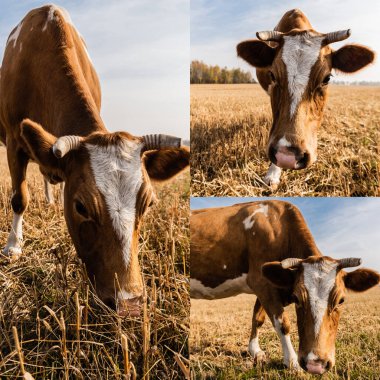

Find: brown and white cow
<box><xmin>0</xmin><ymin>5</ymin><xmax>189</xmax><ymax>316</ymax></box>
<box><xmin>237</xmin><ymin>9</ymin><xmax>375</xmax><ymax>187</ymax></box>
<box><xmin>190</xmin><ymin>201</ymin><xmax>379</xmax><ymax>374</ymax></box>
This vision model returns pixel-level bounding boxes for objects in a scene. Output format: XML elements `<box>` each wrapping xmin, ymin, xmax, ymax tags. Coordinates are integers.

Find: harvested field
<box><xmin>0</xmin><ymin>146</ymin><xmax>190</xmax><ymax>379</ymax></box>
<box><xmin>191</xmin><ymin>84</ymin><xmax>380</xmax><ymax>197</ymax></box>
<box><xmin>190</xmin><ymin>287</ymin><xmax>380</xmax><ymax>380</ymax></box>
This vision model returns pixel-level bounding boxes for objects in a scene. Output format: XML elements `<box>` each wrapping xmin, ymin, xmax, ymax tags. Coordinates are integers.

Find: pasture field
<box><xmin>190</xmin><ymin>288</ymin><xmax>380</xmax><ymax>380</ymax></box>
<box><xmin>0</xmin><ymin>147</ymin><xmax>190</xmax><ymax>379</ymax></box>
<box><xmin>191</xmin><ymin>84</ymin><xmax>380</xmax><ymax>197</ymax></box>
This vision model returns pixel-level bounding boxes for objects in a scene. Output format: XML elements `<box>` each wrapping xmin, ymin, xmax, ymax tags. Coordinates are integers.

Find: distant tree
<box><xmin>190</xmin><ymin>60</ymin><xmax>256</xmax><ymax>84</ymax></box>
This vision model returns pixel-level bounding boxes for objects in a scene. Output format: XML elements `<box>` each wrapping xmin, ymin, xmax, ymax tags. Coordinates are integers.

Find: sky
<box><xmin>0</xmin><ymin>0</ymin><xmax>189</xmax><ymax>138</ymax></box>
<box><xmin>191</xmin><ymin>0</ymin><xmax>380</xmax><ymax>83</ymax></box>
<box><xmin>191</xmin><ymin>197</ymin><xmax>380</xmax><ymax>272</ymax></box>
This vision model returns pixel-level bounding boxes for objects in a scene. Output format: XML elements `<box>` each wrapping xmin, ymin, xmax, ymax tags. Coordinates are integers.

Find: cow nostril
<box><xmin>268</xmin><ymin>146</ymin><xmax>277</xmax><ymax>164</ymax></box>
<box><xmin>325</xmin><ymin>360</ymin><xmax>332</xmax><ymax>371</ymax></box>
<box><xmin>103</xmin><ymin>297</ymin><xmax>116</xmax><ymax>310</ymax></box>
<box><xmin>296</xmin><ymin>151</ymin><xmax>310</xmax><ymax>169</ymax></box>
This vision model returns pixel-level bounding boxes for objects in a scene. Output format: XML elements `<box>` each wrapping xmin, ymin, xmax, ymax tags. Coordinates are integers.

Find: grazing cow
<box><xmin>0</xmin><ymin>5</ymin><xmax>189</xmax><ymax>316</ymax></box>
<box><xmin>237</xmin><ymin>9</ymin><xmax>375</xmax><ymax>187</ymax></box>
<box><xmin>190</xmin><ymin>201</ymin><xmax>379</xmax><ymax>374</ymax></box>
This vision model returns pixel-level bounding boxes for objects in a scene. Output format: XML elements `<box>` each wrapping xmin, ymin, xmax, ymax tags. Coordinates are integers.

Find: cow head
<box><xmin>262</xmin><ymin>256</ymin><xmax>379</xmax><ymax>374</ymax></box>
<box><xmin>237</xmin><ymin>29</ymin><xmax>374</xmax><ymax>169</ymax></box>
<box><xmin>20</xmin><ymin>119</ymin><xmax>189</xmax><ymax>316</ymax></box>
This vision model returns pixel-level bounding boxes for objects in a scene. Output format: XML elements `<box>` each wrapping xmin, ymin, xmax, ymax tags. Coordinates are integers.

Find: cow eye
<box><xmin>269</xmin><ymin>71</ymin><xmax>276</xmax><ymax>82</ymax></box>
<box><xmin>338</xmin><ymin>298</ymin><xmax>345</xmax><ymax>305</ymax></box>
<box><xmin>322</xmin><ymin>74</ymin><xmax>331</xmax><ymax>85</ymax></box>
<box><xmin>75</xmin><ymin>200</ymin><xmax>88</xmax><ymax>218</ymax></box>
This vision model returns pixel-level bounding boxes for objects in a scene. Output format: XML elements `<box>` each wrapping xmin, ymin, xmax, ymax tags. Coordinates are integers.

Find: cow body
<box><xmin>0</xmin><ymin>5</ymin><xmax>189</xmax><ymax>316</ymax></box>
<box><xmin>237</xmin><ymin>9</ymin><xmax>375</xmax><ymax>188</ymax></box>
<box><xmin>190</xmin><ymin>201</ymin><xmax>379</xmax><ymax>373</ymax></box>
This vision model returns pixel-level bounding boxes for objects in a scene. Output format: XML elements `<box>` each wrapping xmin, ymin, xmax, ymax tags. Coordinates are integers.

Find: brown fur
<box><xmin>0</xmin><ymin>5</ymin><xmax>189</xmax><ymax>314</ymax></box>
<box><xmin>191</xmin><ymin>200</ymin><xmax>379</xmax><ymax>372</ymax></box>
<box><xmin>237</xmin><ymin>9</ymin><xmax>375</xmax><ymax>170</ymax></box>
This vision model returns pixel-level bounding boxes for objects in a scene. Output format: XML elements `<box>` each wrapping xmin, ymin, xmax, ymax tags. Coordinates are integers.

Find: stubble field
<box><xmin>190</xmin><ymin>288</ymin><xmax>380</xmax><ymax>380</ymax></box>
<box><xmin>0</xmin><ymin>147</ymin><xmax>190</xmax><ymax>379</ymax></box>
<box><xmin>191</xmin><ymin>84</ymin><xmax>380</xmax><ymax>197</ymax></box>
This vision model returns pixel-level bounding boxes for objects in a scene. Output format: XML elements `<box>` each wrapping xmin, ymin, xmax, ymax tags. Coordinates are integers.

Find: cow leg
<box><xmin>3</xmin><ymin>142</ymin><xmax>29</xmax><ymax>257</ymax></box>
<box><xmin>264</xmin><ymin>163</ymin><xmax>282</xmax><ymax>188</ymax></box>
<box><xmin>258</xmin><ymin>293</ymin><xmax>300</xmax><ymax>370</ymax></box>
<box><xmin>44</xmin><ymin>176</ymin><xmax>54</xmax><ymax>204</ymax></box>
<box><xmin>248</xmin><ymin>298</ymin><xmax>267</xmax><ymax>364</ymax></box>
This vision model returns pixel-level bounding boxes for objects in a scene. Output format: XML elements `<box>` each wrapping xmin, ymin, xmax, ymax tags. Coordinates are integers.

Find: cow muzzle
<box><xmin>301</xmin><ymin>357</ymin><xmax>332</xmax><ymax>375</ymax></box>
<box><xmin>117</xmin><ymin>296</ymin><xmax>143</xmax><ymax>317</ymax></box>
<box><xmin>269</xmin><ymin>145</ymin><xmax>311</xmax><ymax>170</ymax></box>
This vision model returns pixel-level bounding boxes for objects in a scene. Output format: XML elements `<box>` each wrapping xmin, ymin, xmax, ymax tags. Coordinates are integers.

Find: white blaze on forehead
<box><xmin>190</xmin><ymin>274</ymin><xmax>254</xmax><ymax>300</ymax></box>
<box><xmin>243</xmin><ymin>203</ymin><xmax>269</xmax><ymax>230</ymax></box>
<box><xmin>282</xmin><ymin>34</ymin><xmax>323</xmax><ymax>117</ymax></box>
<box><xmin>7</xmin><ymin>21</ymin><xmax>23</xmax><ymax>48</ymax></box>
<box><xmin>303</xmin><ymin>261</ymin><xmax>338</xmax><ymax>336</ymax></box>
<box><xmin>86</xmin><ymin>140</ymin><xmax>143</xmax><ymax>267</ymax></box>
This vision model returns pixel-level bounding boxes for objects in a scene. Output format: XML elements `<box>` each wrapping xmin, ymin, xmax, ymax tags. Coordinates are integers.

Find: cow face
<box><xmin>237</xmin><ymin>30</ymin><xmax>374</xmax><ymax>170</ymax></box>
<box><xmin>262</xmin><ymin>256</ymin><xmax>379</xmax><ymax>374</ymax></box>
<box><xmin>20</xmin><ymin>119</ymin><xmax>189</xmax><ymax>316</ymax></box>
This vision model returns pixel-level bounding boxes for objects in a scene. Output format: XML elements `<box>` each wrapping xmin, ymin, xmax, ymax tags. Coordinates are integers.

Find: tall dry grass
<box><xmin>191</xmin><ymin>84</ymin><xmax>380</xmax><ymax>197</ymax></box>
<box><xmin>0</xmin><ymin>147</ymin><xmax>190</xmax><ymax>379</ymax></box>
<box><xmin>191</xmin><ymin>288</ymin><xmax>380</xmax><ymax>380</ymax></box>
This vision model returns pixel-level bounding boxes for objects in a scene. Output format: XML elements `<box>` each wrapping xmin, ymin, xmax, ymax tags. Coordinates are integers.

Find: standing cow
<box><xmin>0</xmin><ymin>5</ymin><xmax>189</xmax><ymax>316</ymax></box>
<box><xmin>237</xmin><ymin>9</ymin><xmax>375</xmax><ymax>188</ymax></box>
<box><xmin>190</xmin><ymin>201</ymin><xmax>379</xmax><ymax>374</ymax></box>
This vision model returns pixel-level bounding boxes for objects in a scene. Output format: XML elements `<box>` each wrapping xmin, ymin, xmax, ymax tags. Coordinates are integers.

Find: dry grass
<box><xmin>191</xmin><ymin>84</ymin><xmax>380</xmax><ymax>196</ymax></box>
<box><xmin>190</xmin><ymin>287</ymin><xmax>380</xmax><ymax>380</ymax></box>
<box><xmin>0</xmin><ymin>147</ymin><xmax>190</xmax><ymax>379</ymax></box>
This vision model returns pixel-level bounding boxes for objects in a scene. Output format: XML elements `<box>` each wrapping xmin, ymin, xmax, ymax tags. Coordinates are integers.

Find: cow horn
<box><xmin>52</xmin><ymin>135</ymin><xmax>83</xmax><ymax>158</ymax></box>
<box><xmin>142</xmin><ymin>134</ymin><xmax>182</xmax><ymax>151</ymax></box>
<box><xmin>338</xmin><ymin>257</ymin><xmax>362</xmax><ymax>268</ymax></box>
<box><xmin>281</xmin><ymin>258</ymin><xmax>303</xmax><ymax>269</ymax></box>
<box><xmin>324</xmin><ymin>29</ymin><xmax>351</xmax><ymax>44</ymax></box>
<box><xmin>256</xmin><ymin>31</ymin><xmax>284</xmax><ymax>42</ymax></box>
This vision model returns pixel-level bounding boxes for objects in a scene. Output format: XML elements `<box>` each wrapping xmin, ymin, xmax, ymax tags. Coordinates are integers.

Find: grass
<box><xmin>0</xmin><ymin>146</ymin><xmax>190</xmax><ymax>379</ymax></box>
<box><xmin>190</xmin><ymin>288</ymin><xmax>380</xmax><ymax>380</ymax></box>
<box><xmin>191</xmin><ymin>84</ymin><xmax>380</xmax><ymax>197</ymax></box>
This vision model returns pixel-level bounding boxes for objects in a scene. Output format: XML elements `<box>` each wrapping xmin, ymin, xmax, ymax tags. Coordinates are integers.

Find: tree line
<box><xmin>190</xmin><ymin>60</ymin><xmax>256</xmax><ymax>84</ymax></box>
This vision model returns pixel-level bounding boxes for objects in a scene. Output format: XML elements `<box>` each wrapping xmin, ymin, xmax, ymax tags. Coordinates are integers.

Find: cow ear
<box><xmin>332</xmin><ymin>44</ymin><xmax>375</xmax><ymax>73</ymax></box>
<box><xmin>262</xmin><ymin>262</ymin><xmax>296</xmax><ymax>289</ymax></box>
<box><xmin>237</xmin><ymin>40</ymin><xmax>276</xmax><ymax>68</ymax></box>
<box><xmin>20</xmin><ymin>119</ymin><xmax>60</xmax><ymax>169</ymax></box>
<box><xmin>143</xmin><ymin>147</ymin><xmax>190</xmax><ymax>181</ymax></box>
<box><xmin>343</xmin><ymin>268</ymin><xmax>380</xmax><ymax>292</ymax></box>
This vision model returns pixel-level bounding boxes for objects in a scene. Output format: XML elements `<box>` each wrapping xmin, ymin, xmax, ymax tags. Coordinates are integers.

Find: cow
<box><xmin>0</xmin><ymin>5</ymin><xmax>189</xmax><ymax>317</ymax></box>
<box><xmin>190</xmin><ymin>201</ymin><xmax>379</xmax><ymax>374</ymax></box>
<box><xmin>236</xmin><ymin>9</ymin><xmax>375</xmax><ymax>188</ymax></box>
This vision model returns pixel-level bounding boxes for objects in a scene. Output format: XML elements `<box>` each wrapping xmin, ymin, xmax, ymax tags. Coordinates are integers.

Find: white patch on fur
<box><xmin>44</xmin><ymin>177</ymin><xmax>54</xmax><ymax>205</ymax></box>
<box><xmin>3</xmin><ymin>213</ymin><xmax>23</xmax><ymax>256</ymax></box>
<box><xmin>264</xmin><ymin>163</ymin><xmax>282</xmax><ymax>186</ymax></box>
<box><xmin>43</xmin><ymin>6</ymin><xmax>56</xmax><ymax>31</ymax></box>
<box><xmin>306</xmin><ymin>351</ymin><xmax>318</xmax><ymax>362</ymax></box>
<box><xmin>274</xmin><ymin>316</ymin><xmax>299</xmax><ymax>369</ymax></box>
<box><xmin>86</xmin><ymin>140</ymin><xmax>143</xmax><ymax>267</ymax></box>
<box><xmin>7</xmin><ymin>21</ymin><xmax>23</xmax><ymax>48</ymax></box>
<box><xmin>190</xmin><ymin>274</ymin><xmax>254</xmax><ymax>300</ymax></box>
<box><xmin>303</xmin><ymin>261</ymin><xmax>337</xmax><ymax>336</ymax></box>
<box><xmin>243</xmin><ymin>204</ymin><xmax>269</xmax><ymax>230</ymax></box>
<box><xmin>223</xmin><ymin>264</ymin><xmax>227</xmax><ymax>270</ymax></box>
<box><xmin>248</xmin><ymin>336</ymin><xmax>263</xmax><ymax>357</ymax></box>
<box><xmin>282</xmin><ymin>34</ymin><xmax>323</xmax><ymax>117</ymax></box>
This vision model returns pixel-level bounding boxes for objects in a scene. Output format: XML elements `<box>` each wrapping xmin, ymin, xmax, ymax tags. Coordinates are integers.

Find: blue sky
<box><xmin>191</xmin><ymin>0</ymin><xmax>380</xmax><ymax>82</ymax></box>
<box><xmin>0</xmin><ymin>0</ymin><xmax>189</xmax><ymax>138</ymax></box>
<box><xmin>191</xmin><ymin>197</ymin><xmax>380</xmax><ymax>272</ymax></box>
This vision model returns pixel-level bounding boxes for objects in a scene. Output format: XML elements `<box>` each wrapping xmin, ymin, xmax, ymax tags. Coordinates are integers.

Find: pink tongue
<box><xmin>275</xmin><ymin>151</ymin><xmax>297</xmax><ymax>169</ymax></box>
<box><xmin>306</xmin><ymin>362</ymin><xmax>325</xmax><ymax>375</ymax></box>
